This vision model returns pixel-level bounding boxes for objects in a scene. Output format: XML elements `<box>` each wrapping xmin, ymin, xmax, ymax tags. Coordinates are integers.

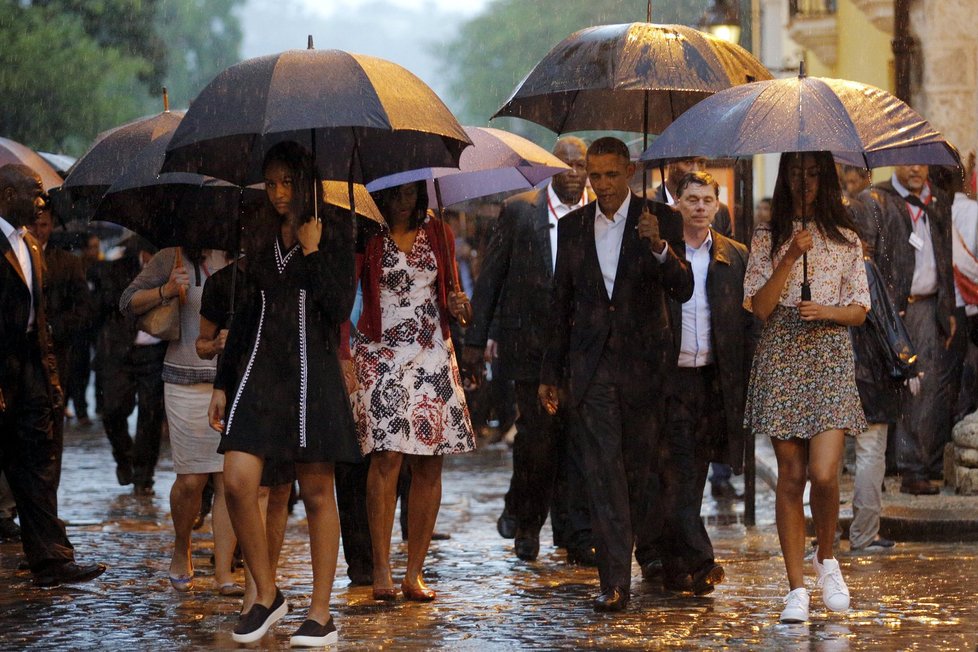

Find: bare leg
<box><xmin>808</xmin><ymin>429</ymin><xmax>845</xmax><ymax>562</ymax></box>
<box><xmin>296</xmin><ymin>462</ymin><xmax>338</xmax><ymax>625</ymax></box>
<box><xmin>242</xmin><ymin>485</ymin><xmax>270</xmax><ymax>613</ymax></box>
<box><xmin>771</xmin><ymin>438</ymin><xmax>808</xmax><ymax>590</ymax></box>
<box><xmin>211</xmin><ymin>473</ymin><xmax>238</xmax><ymax>587</ymax></box>
<box><xmin>367</xmin><ymin>451</ymin><xmax>403</xmax><ymax>591</ymax></box>
<box><xmin>224</xmin><ymin>451</ymin><xmax>276</xmax><ymax>607</ymax></box>
<box><xmin>403</xmin><ymin>455</ymin><xmax>443</xmax><ymax>589</ymax></box>
<box><xmin>169</xmin><ymin>472</ymin><xmax>208</xmax><ymax>579</ymax></box>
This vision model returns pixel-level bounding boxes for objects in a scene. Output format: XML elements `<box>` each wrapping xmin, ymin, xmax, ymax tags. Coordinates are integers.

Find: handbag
<box><xmin>136</xmin><ymin>250</ymin><xmax>183</xmax><ymax>341</ymax></box>
<box><xmin>862</xmin><ymin>258</ymin><xmax>917</xmax><ymax>381</ymax></box>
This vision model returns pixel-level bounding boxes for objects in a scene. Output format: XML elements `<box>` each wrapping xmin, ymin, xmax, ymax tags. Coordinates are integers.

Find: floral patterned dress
<box><xmin>352</xmin><ymin>228</ymin><xmax>475</xmax><ymax>456</ymax></box>
<box><xmin>742</xmin><ymin>222</ymin><xmax>871</xmax><ymax>441</ymax></box>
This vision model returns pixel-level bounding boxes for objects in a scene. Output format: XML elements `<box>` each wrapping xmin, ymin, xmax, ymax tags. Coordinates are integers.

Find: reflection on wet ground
<box><xmin>1</xmin><ymin>427</ymin><xmax>977</xmax><ymax>650</ymax></box>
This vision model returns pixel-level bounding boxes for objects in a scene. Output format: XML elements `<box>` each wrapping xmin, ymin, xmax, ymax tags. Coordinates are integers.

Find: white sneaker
<box><xmin>813</xmin><ymin>555</ymin><xmax>850</xmax><ymax>612</ymax></box>
<box><xmin>780</xmin><ymin>587</ymin><xmax>810</xmax><ymax>623</ymax></box>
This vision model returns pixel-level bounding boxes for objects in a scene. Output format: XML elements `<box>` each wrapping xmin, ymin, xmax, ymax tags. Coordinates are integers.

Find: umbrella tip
<box><xmin>798</xmin><ymin>60</ymin><xmax>806</xmax><ymax>78</ymax></box>
<box><xmin>162</xmin><ymin>86</ymin><xmax>169</xmax><ymax>112</ymax></box>
<box><xmin>647</xmin><ymin>0</ymin><xmax>652</xmax><ymax>22</ymax></box>
<box><xmin>307</xmin><ymin>35</ymin><xmax>314</xmax><ymax>49</ymax></box>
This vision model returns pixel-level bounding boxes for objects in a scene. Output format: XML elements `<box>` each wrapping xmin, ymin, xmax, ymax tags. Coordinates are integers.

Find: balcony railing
<box><xmin>789</xmin><ymin>0</ymin><xmax>837</xmax><ymax>18</ymax></box>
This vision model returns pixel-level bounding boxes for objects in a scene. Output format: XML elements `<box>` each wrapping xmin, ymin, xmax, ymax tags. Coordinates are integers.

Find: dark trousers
<box><xmin>660</xmin><ymin>366</ymin><xmax>721</xmax><ymax>578</ymax></box>
<box><xmin>504</xmin><ymin>380</ymin><xmax>590</xmax><ymax>546</ymax></box>
<box><xmin>336</xmin><ymin>460</ymin><xmax>372</xmax><ymax>580</ymax></box>
<box><xmin>101</xmin><ymin>342</ymin><xmax>166</xmax><ymax>487</ymax></box>
<box><xmin>67</xmin><ymin>330</ymin><xmax>95</xmax><ymax>418</ymax></box>
<box><xmin>549</xmin><ymin>414</ymin><xmax>593</xmax><ymax>550</ymax></box>
<box><xmin>896</xmin><ymin>297</ymin><xmax>954</xmax><ymax>480</ymax></box>
<box><xmin>568</xmin><ymin>367</ymin><xmax>660</xmax><ymax>593</ymax></box>
<box><xmin>0</xmin><ymin>341</ymin><xmax>74</xmax><ymax>572</ymax></box>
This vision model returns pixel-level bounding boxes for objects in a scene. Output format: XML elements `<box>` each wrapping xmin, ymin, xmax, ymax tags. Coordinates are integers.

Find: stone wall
<box><xmin>911</xmin><ymin>0</ymin><xmax>978</xmax><ymax>156</ymax></box>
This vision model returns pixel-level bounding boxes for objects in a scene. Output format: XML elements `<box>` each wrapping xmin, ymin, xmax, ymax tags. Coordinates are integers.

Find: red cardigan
<box><xmin>340</xmin><ymin>217</ymin><xmax>456</xmax><ymax>360</ymax></box>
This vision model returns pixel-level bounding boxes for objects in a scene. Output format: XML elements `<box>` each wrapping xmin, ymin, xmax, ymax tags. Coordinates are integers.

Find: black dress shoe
<box><xmin>33</xmin><ymin>561</ymin><xmax>107</xmax><ymax>587</ymax></box>
<box><xmin>690</xmin><ymin>562</ymin><xmax>725</xmax><ymax>596</ymax></box>
<box><xmin>711</xmin><ymin>479</ymin><xmax>743</xmax><ymax>499</ymax></box>
<box><xmin>662</xmin><ymin>572</ymin><xmax>693</xmax><ymax>593</ymax></box>
<box><xmin>496</xmin><ymin>511</ymin><xmax>516</xmax><ymax>539</ymax></box>
<box><xmin>640</xmin><ymin>559</ymin><xmax>663</xmax><ymax>582</ymax></box>
<box><xmin>593</xmin><ymin>586</ymin><xmax>629</xmax><ymax>612</ymax></box>
<box><xmin>900</xmin><ymin>478</ymin><xmax>938</xmax><ymax>495</ymax></box>
<box><xmin>115</xmin><ymin>462</ymin><xmax>133</xmax><ymax>486</ymax></box>
<box><xmin>514</xmin><ymin>535</ymin><xmax>539</xmax><ymax>561</ymax></box>
<box><xmin>567</xmin><ymin>545</ymin><xmax>597</xmax><ymax>567</ymax></box>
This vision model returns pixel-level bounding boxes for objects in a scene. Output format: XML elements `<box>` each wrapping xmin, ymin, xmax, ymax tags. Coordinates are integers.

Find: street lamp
<box><xmin>698</xmin><ymin>0</ymin><xmax>742</xmax><ymax>45</ymax></box>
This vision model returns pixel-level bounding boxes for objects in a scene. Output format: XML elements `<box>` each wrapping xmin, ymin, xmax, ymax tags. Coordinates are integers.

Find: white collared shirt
<box><xmin>0</xmin><ymin>216</ymin><xmax>35</xmax><ymax>330</ymax></box>
<box><xmin>547</xmin><ymin>183</ymin><xmax>586</xmax><ymax>272</ymax></box>
<box><xmin>679</xmin><ymin>231</ymin><xmax>714</xmax><ymax>367</ymax></box>
<box><xmin>594</xmin><ymin>193</ymin><xmax>631</xmax><ymax>299</ymax></box>
<box><xmin>891</xmin><ymin>174</ymin><xmax>938</xmax><ymax>296</ymax></box>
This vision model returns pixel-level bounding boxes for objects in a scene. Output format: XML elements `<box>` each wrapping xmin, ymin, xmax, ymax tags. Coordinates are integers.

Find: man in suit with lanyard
<box><xmin>539</xmin><ymin>138</ymin><xmax>693</xmax><ymax>611</ymax></box>
<box><xmin>0</xmin><ymin>164</ymin><xmax>105</xmax><ymax>587</ymax></box>
<box><xmin>870</xmin><ymin>165</ymin><xmax>956</xmax><ymax>495</ymax></box>
<box><xmin>463</xmin><ymin>137</ymin><xmax>595</xmax><ymax>564</ymax></box>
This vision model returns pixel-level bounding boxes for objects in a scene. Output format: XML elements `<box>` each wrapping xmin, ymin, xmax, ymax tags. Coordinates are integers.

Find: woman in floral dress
<box><xmin>743</xmin><ymin>152</ymin><xmax>870</xmax><ymax>624</ymax></box>
<box><xmin>341</xmin><ymin>181</ymin><xmax>475</xmax><ymax>602</ymax></box>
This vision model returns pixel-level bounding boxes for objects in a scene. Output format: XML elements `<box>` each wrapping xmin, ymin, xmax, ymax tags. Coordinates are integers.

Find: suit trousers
<box><xmin>335</xmin><ymin>460</ymin><xmax>373</xmax><ymax>580</ymax></box>
<box><xmin>660</xmin><ymin>366</ymin><xmax>719</xmax><ymax>578</ymax></box>
<box><xmin>505</xmin><ymin>380</ymin><xmax>589</xmax><ymax>546</ymax></box>
<box><xmin>896</xmin><ymin>297</ymin><xmax>954</xmax><ymax>480</ymax></box>
<box><xmin>568</xmin><ymin>361</ymin><xmax>660</xmax><ymax>593</ymax></box>
<box><xmin>101</xmin><ymin>342</ymin><xmax>166</xmax><ymax>487</ymax></box>
<box><xmin>0</xmin><ymin>340</ymin><xmax>75</xmax><ymax>572</ymax></box>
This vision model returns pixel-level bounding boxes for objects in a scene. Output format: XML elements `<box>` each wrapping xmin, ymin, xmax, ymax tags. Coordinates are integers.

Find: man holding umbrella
<box><xmin>539</xmin><ymin>137</ymin><xmax>692</xmax><ymax>611</ymax></box>
<box><xmin>463</xmin><ymin>136</ymin><xmax>595</xmax><ymax>564</ymax></box>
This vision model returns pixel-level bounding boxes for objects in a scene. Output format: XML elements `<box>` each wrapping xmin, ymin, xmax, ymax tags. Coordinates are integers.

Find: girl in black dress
<box><xmin>209</xmin><ymin>142</ymin><xmax>360</xmax><ymax>646</ymax></box>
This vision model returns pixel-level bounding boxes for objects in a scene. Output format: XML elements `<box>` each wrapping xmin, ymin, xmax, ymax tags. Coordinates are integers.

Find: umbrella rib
<box><xmin>556</xmin><ymin>90</ymin><xmax>580</xmax><ymax>135</ymax></box>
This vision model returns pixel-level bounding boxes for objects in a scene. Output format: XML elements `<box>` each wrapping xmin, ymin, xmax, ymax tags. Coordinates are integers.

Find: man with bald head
<box><xmin>0</xmin><ymin>164</ymin><xmax>105</xmax><ymax>586</ymax></box>
<box><xmin>463</xmin><ymin>136</ymin><xmax>595</xmax><ymax>564</ymax></box>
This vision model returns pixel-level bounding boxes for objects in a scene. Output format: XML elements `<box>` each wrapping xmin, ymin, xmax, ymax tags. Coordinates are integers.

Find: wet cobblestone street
<box><xmin>2</xmin><ymin>422</ymin><xmax>978</xmax><ymax>650</ymax></box>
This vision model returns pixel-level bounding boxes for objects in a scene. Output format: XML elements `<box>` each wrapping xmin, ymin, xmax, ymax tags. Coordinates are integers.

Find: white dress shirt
<box><xmin>891</xmin><ymin>174</ymin><xmax>938</xmax><ymax>296</ymax></box>
<box><xmin>547</xmin><ymin>183</ymin><xmax>586</xmax><ymax>273</ymax></box>
<box><xmin>594</xmin><ymin>193</ymin><xmax>631</xmax><ymax>299</ymax></box>
<box><xmin>0</xmin><ymin>215</ymin><xmax>35</xmax><ymax>330</ymax></box>
<box><xmin>679</xmin><ymin>231</ymin><xmax>714</xmax><ymax>367</ymax></box>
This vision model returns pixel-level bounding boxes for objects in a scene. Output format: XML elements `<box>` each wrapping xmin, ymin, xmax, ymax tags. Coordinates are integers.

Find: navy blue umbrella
<box><xmin>640</xmin><ymin>65</ymin><xmax>960</xmax><ymax>168</ymax></box>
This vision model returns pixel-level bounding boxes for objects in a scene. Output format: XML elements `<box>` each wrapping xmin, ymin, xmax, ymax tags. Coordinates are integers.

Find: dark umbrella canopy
<box><xmin>640</xmin><ymin>71</ymin><xmax>960</xmax><ymax>168</ymax></box>
<box><xmin>162</xmin><ymin>48</ymin><xmax>471</xmax><ymax>186</ymax></box>
<box><xmin>0</xmin><ymin>136</ymin><xmax>63</xmax><ymax>190</ymax></box>
<box><xmin>492</xmin><ymin>23</ymin><xmax>772</xmax><ymax>133</ymax></box>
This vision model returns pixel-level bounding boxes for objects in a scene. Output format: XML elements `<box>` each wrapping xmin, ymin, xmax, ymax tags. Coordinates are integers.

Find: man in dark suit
<box><xmin>463</xmin><ymin>136</ymin><xmax>595</xmax><ymax>563</ymax></box>
<box><xmin>659</xmin><ymin>171</ymin><xmax>755</xmax><ymax>595</ymax></box>
<box><xmin>0</xmin><ymin>163</ymin><xmax>105</xmax><ymax>587</ymax></box>
<box><xmin>864</xmin><ymin>165</ymin><xmax>955</xmax><ymax>495</ymax></box>
<box><xmin>539</xmin><ymin>138</ymin><xmax>693</xmax><ymax>611</ymax></box>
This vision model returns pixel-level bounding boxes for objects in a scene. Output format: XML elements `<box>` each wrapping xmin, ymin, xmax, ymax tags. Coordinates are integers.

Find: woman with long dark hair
<box><xmin>209</xmin><ymin>141</ymin><xmax>360</xmax><ymax>646</ymax></box>
<box><xmin>742</xmin><ymin>151</ymin><xmax>870</xmax><ymax>624</ymax></box>
<box><xmin>341</xmin><ymin>181</ymin><xmax>475</xmax><ymax>603</ymax></box>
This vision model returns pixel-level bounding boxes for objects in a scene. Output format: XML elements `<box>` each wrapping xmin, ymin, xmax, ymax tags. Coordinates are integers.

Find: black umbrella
<box><xmin>641</xmin><ymin>63</ymin><xmax>961</xmax><ymax>298</ymax></box>
<box><xmin>161</xmin><ymin>40</ymin><xmax>471</xmax><ymax>187</ymax></box>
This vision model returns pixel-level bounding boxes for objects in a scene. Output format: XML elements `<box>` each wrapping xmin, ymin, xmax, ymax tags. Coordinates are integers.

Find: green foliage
<box><xmin>437</xmin><ymin>0</ymin><xmax>711</xmax><ymax>143</ymax></box>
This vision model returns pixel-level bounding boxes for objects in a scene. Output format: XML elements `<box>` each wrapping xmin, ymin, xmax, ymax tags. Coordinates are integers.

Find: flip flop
<box><xmin>218</xmin><ymin>582</ymin><xmax>245</xmax><ymax>597</ymax></box>
<box><xmin>169</xmin><ymin>574</ymin><xmax>194</xmax><ymax>592</ymax></box>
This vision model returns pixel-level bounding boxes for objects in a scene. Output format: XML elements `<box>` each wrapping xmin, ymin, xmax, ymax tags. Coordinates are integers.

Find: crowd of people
<box><xmin>1</xmin><ymin>128</ymin><xmax>977</xmax><ymax>643</ymax></box>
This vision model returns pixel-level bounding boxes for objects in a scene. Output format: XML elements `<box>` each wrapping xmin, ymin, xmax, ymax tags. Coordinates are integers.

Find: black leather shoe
<box><xmin>900</xmin><ymin>478</ymin><xmax>938</xmax><ymax>495</ymax></box>
<box><xmin>0</xmin><ymin>517</ymin><xmax>21</xmax><ymax>542</ymax></box>
<box><xmin>711</xmin><ymin>479</ymin><xmax>743</xmax><ymax>499</ymax></box>
<box><xmin>514</xmin><ymin>535</ymin><xmax>539</xmax><ymax>561</ymax></box>
<box><xmin>662</xmin><ymin>572</ymin><xmax>693</xmax><ymax>593</ymax></box>
<box><xmin>593</xmin><ymin>586</ymin><xmax>629</xmax><ymax>612</ymax></box>
<box><xmin>496</xmin><ymin>510</ymin><xmax>516</xmax><ymax>539</ymax></box>
<box><xmin>691</xmin><ymin>562</ymin><xmax>725</xmax><ymax>596</ymax></box>
<box><xmin>640</xmin><ymin>559</ymin><xmax>663</xmax><ymax>582</ymax></box>
<box><xmin>567</xmin><ymin>545</ymin><xmax>597</xmax><ymax>567</ymax></box>
<box><xmin>33</xmin><ymin>561</ymin><xmax>107</xmax><ymax>587</ymax></box>
<box><xmin>115</xmin><ymin>461</ymin><xmax>133</xmax><ymax>486</ymax></box>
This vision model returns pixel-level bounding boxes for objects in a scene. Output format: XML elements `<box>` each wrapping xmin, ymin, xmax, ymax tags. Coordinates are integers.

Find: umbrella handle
<box><xmin>433</xmin><ymin>179</ymin><xmax>470</xmax><ymax>326</ymax></box>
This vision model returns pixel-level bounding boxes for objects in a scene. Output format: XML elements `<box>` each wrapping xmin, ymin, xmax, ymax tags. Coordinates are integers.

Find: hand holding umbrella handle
<box><xmin>637</xmin><ymin>207</ymin><xmax>665</xmax><ymax>254</ymax></box>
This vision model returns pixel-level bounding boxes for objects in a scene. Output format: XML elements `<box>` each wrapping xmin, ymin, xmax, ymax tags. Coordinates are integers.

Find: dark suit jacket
<box><xmin>92</xmin><ymin>255</ymin><xmax>142</xmax><ymax>368</ymax></box>
<box><xmin>41</xmin><ymin>246</ymin><xmax>93</xmax><ymax>355</ymax></box>
<box><xmin>668</xmin><ymin>230</ymin><xmax>756</xmax><ymax>473</ymax></box>
<box><xmin>465</xmin><ymin>186</ymin><xmax>593</xmax><ymax>381</ymax></box>
<box><xmin>857</xmin><ymin>181</ymin><xmax>955</xmax><ymax>336</ymax></box>
<box><xmin>0</xmin><ymin>230</ymin><xmax>61</xmax><ymax>413</ymax></box>
<box><xmin>541</xmin><ymin>194</ymin><xmax>694</xmax><ymax>407</ymax></box>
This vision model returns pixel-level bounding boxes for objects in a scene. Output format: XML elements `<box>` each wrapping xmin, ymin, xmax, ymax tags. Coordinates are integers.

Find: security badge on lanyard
<box><xmin>906</xmin><ymin>195</ymin><xmax>931</xmax><ymax>252</ymax></box>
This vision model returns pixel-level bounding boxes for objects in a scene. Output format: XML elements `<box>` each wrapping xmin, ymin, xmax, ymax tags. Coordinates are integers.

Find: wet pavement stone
<box><xmin>2</xmin><ymin>422</ymin><xmax>978</xmax><ymax>650</ymax></box>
